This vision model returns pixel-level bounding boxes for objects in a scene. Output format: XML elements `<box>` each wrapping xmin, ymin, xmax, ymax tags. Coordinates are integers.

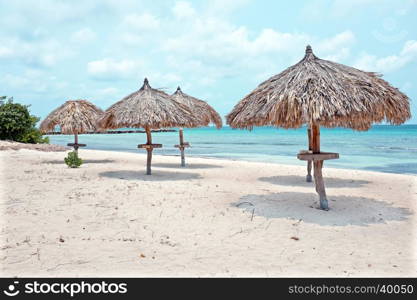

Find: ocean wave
<box><xmin>197</xmin><ymin>142</ymin><xmax>299</xmax><ymax>146</ymax></box>
<box><xmin>372</xmin><ymin>146</ymin><xmax>417</xmax><ymax>151</ymax></box>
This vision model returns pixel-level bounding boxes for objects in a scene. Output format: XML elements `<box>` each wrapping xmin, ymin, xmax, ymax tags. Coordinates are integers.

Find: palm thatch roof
<box><xmin>40</xmin><ymin>100</ymin><xmax>104</xmax><ymax>134</ymax></box>
<box><xmin>227</xmin><ymin>45</ymin><xmax>411</xmax><ymax>131</ymax></box>
<box><xmin>171</xmin><ymin>87</ymin><xmax>222</xmax><ymax>128</ymax></box>
<box><xmin>98</xmin><ymin>78</ymin><xmax>200</xmax><ymax>130</ymax></box>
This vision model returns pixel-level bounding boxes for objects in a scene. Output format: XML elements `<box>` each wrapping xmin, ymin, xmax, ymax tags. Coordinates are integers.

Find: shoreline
<box><xmin>17</xmin><ymin>145</ymin><xmax>417</xmax><ymax>176</ymax></box>
<box><xmin>75</xmin><ymin>148</ymin><xmax>417</xmax><ymax>177</ymax></box>
<box><xmin>44</xmin><ymin>124</ymin><xmax>417</xmax><ymax>176</ymax></box>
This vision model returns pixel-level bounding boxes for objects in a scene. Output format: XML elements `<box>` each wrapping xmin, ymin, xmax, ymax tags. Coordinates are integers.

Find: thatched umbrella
<box><xmin>171</xmin><ymin>86</ymin><xmax>222</xmax><ymax>167</ymax></box>
<box><xmin>40</xmin><ymin>100</ymin><xmax>104</xmax><ymax>154</ymax></box>
<box><xmin>227</xmin><ymin>45</ymin><xmax>410</xmax><ymax>210</ymax></box>
<box><xmin>98</xmin><ymin>78</ymin><xmax>199</xmax><ymax>175</ymax></box>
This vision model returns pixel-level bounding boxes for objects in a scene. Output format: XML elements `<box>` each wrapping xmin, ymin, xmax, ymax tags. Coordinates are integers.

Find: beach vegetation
<box><xmin>64</xmin><ymin>151</ymin><xmax>83</xmax><ymax>168</ymax></box>
<box><xmin>0</xmin><ymin>96</ymin><xmax>49</xmax><ymax>144</ymax></box>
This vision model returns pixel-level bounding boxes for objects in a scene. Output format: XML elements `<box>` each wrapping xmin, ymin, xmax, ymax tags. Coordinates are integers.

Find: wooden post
<box><xmin>74</xmin><ymin>132</ymin><xmax>78</xmax><ymax>155</ymax></box>
<box><xmin>306</xmin><ymin>126</ymin><xmax>312</xmax><ymax>182</ymax></box>
<box><xmin>145</xmin><ymin>126</ymin><xmax>153</xmax><ymax>175</ymax></box>
<box><xmin>311</xmin><ymin>124</ymin><xmax>320</xmax><ymax>154</ymax></box>
<box><xmin>179</xmin><ymin>128</ymin><xmax>186</xmax><ymax>167</ymax></box>
<box><xmin>311</xmin><ymin>124</ymin><xmax>328</xmax><ymax>210</ymax></box>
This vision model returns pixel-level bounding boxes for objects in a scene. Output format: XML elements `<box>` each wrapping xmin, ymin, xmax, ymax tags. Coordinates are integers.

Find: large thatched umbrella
<box><xmin>171</xmin><ymin>86</ymin><xmax>222</xmax><ymax>167</ymax></box>
<box><xmin>40</xmin><ymin>100</ymin><xmax>103</xmax><ymax>154</ymax></box>
<box><xmin>227</xmin><ymin>45</ymin><xmax>410</xmax><ymax>210</ymax></box>
<box><xmin>98</xmin><ymin>78</ymin><xmax>199</xmax><ymax>175</ymax></box>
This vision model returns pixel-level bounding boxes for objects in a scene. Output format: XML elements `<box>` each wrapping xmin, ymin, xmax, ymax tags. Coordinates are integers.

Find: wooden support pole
<box><xmin>74</xmin><ymin>132</ymin><xmax>79</xmax><ymax>155</ymax></box>
<box><xmin>145</xmin><ymin>126</ymin><xmax>153</xmax><ymax>175</ymax></box>
<box><xmin>311</xmin><ymin>124</ymin><xmax>320</xmax><ymax>154</ymax></box>
<box><xmin>179</xmin><ymin>128</ymin><xmax>185</xmax><ymax>167</ymax></box>
<box><xmin>306</xmin><ymin>126</ymin><xmax>312</xmax><ymax>182</ymax></box>
<box><xmin>314</xmin><ymin>160</ymin><xmax>328</xmax><ymax>210</ymax></box>
<box><xmin>311</xmin><ymin>124</ymin><xmax>328</xmax><ymax>210</ymax></box>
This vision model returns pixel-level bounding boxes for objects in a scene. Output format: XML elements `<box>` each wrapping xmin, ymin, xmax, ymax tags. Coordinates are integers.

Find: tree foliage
<box><xmin>0</xmin><ymin>96</ymin><xmax>49</xmax><ymax>144</ymax></box>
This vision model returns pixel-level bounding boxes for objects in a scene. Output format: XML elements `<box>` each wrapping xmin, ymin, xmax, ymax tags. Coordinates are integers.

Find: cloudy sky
<box><xmin>1</xmin><ymin>0</ymin><xmax>416</xmax><ymax>123</ymax></box>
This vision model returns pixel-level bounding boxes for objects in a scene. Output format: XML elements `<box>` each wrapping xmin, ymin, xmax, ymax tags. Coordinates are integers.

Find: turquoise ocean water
<box><xmin>47</xmin><ymin>125</ymin><xmax>417</xmax><ymax>175</ymax></box>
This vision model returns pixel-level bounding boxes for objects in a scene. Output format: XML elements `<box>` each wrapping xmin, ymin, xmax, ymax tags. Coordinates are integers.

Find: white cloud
<box><xmin>402</xmin><ymin>40</ymin><xmax>417</xmax><ymax>57</ymax></box>
<box><xmin>119</xmin><ymin>32</ymin><xmax>144</xmax><ymax>45</ymax></box>
<box><xmin>0</xmin><ymin>37</ymin><xmax>72</xmax><ymax>67</ymax></box>
<box><xmin>123</xmin><ymin>13</ymin><xmax>160</xmax><ymax>31</ymax></box>
<box><xmin>322</xmin><ymin>48</ymin><xmax>351</xmax><ymax>62</ymax></box>
<box><xmin>164</xmin><ymin>21</ymin><xmax>311</xmax><ymax>61</ymax></box>
<box><xmin>354</xmin><ymin>40</ymin><xmax>417</xmax><ymax>72</ymax></box>
<box><xmin>87</xmin><ymin>58</ymin><xmax>143</xmax><ymax>79</ymax></box>
<box><xmin>162</xmin><ymin>12</ymin><xmax>355</xmax><ymax>85</ymax></box>
<box><xmin>331</xmin><ymin>0</ymin><xmax>385</xmax><ymax>17</ymax></box>
<box><xmin>0</xmin><ymin>0</ymin><xmax>144</xmax><ymax>27</ymax></box>
<box><xmin>2</xmin><ymin>73</ymin><xmax>31</xmax><ymax>89</ymax></box>
<box><xmin>97</xmin><ymin>87</ymin><xmax>119</xmax><ymax>95</ymax></box>
<box><xmin>1</xmin><ymin>69</ymin><xmax>65</xmax><ymax>93</ymax></box>
<box><xmin>302</xmin><ymin>0</ymin><xmax>404</xmax><ymax>19</ymax></box>
<box><xmin>163</xmin><ymin>13</ymin><xmax>354</xmax><ymax>65</ymax></box>
<box><xmin>249</xmin><ymin>29</ymin><xmax>310</xmax><ymax>54</ymax></box>
<box><xmin>206</xmin><ymin>0</ymin><xmax>250</xmax><ymax>15</ymax></box>
<box><xmin>317</xmin><ymin>31</ymin><xmax>355</xmax><ymax>53</ymax></box>
<box><xmin>0</xmin><ymin>46</ymin><xmax>13</xmax><ymax>58</ymax></box>
<box><xmin>71</xmin><ymin>28</ymin><xmax>96</xmax><ymax>43</ymax></box>
<box><xmin>172</xmin><ymin>1</ymin><xmax>196</xmax><ymax>19</ymax></box>
<box><xmin>310</xmin><ymin>30</ymin><xmax>356</xmax><ymax>62</ymax></box>
<box><xmin>154</xmin><ymin>72</ymin><xmax>182</xmax><ymax>84</ymax></box>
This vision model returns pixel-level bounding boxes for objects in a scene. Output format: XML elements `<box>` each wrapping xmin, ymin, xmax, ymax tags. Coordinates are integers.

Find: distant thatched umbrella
<box><xmin>40</xmin><ymin>100</ymin><xmax>103</xmax><ymax>153</ymax></box>
<box><xmin>227</xmin><ymin>45</ymin><xmax>410</xmax><ymax>210</ymax></box>
<box><xmin>171</xmin><ymin>86</ymin><xmax>222</xmax><ymax>167</ymax></box>
<box><xmin>98</xmin><ymin>78</ymin><xmax>199</xmax><ymax>175</ymax></box>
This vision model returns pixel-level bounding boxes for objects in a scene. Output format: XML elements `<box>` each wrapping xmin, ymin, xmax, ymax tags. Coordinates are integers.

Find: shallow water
<box><xmin>47</xmin><ymin>125</ymin><xmax>417</xmax><ymax>175</ymax></box>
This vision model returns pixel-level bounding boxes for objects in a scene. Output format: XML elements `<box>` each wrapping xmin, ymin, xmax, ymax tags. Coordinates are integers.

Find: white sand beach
<box><xmin>1</xmin><ymin>149</ymin><xmax>416</xmax><ymax>277</ymax></box>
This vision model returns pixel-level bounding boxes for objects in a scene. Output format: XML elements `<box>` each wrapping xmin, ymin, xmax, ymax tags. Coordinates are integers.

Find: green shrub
<box><xmin>0</xmin><ymin>96</ymin><xmax>48</xmax><ymax>144</ymax></box>
<box><xmin>20</xmin><ymin>125</ymin><xmax>50</xmax><ymax>144</ymax></box>
<box><xmin>64</xmin><ymin>151</ymin><xmax>83</xmax><ymax>168</ymax></box>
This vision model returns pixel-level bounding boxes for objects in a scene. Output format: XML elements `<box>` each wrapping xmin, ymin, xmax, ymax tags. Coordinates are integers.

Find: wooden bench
<box><xmin>67</xmin><ymin>143</ymin><xmax>86</xmax><ymax>150</ymax></box>
<box><xmin>138</xmin><ymin>144</ymin><xmax>163</xmax><ymax>149</ymax></box>
<box><xmin>174</xmin><ymin>142</ymin><xmax>190</xmax><ymax>149</ymax></box>
<box><xmin>297</xmin><ymin>151</ymin><xmax>339</xmax><ymax>161</ymax></box>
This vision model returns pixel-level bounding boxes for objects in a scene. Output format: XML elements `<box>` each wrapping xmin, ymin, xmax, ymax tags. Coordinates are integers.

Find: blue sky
<box><xmin>1</xmin><ymin>0</ymin><xmax>416</xmax><ymax>123</ymax></box>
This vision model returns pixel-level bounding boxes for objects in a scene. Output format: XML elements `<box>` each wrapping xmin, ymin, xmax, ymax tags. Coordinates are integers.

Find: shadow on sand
<box><xmin>259</xmin><ymin>175</ymin><xmax>370</xmax><ymax>188</ymax></box>
<box><xmin>99</xmin><ymin>170</ymin><xmax>202</xmax><ymax>181</ymax></box>
<box><xmin>153</xmin><ymin>162</ymin><xmax>223</xmax><ymax>169</ymax></box>
<box><xmin>233</xmin><ymin>192</ymin><xmax>411</xmax><ymax>226</ymax></box>
<box><xmin>43</xmin><ymin>159</ymin><xmax>116</xmax><ymax>164</ymax></box>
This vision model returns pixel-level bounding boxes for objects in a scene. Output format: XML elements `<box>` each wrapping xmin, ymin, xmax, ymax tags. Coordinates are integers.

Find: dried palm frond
<box><xmin>98</xmin><ymin>79</ymin><xmax>200</xmax><ymax>130</ymax></box>
<box><xmin>227</xmin><ymin>45</ymin><xmax>410</xmax><ymax>130</ymax></box>
<box><xmin>171</xmin><ymin>87</ymin><xmax>222</xmax><ymax>128</ymax></box>
<box><xmin>40</xmin><ymin>100</ymin><xmax>103</xmax><ymax>134</ymax></box>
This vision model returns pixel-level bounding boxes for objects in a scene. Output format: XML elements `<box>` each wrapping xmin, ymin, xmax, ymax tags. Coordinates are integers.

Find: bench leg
<box><xmin>179</xmin><ymin>128</ymin><xmax>186</xmax><ymax>167</ymax></box>
<box><xmin>146</xmin><ymin>148</ymin><xmax>152</xmax><ymax>175</ymax></box>
<box><xmin>313</xmin><ymin>160</ymin><xmax>328</xmax><ymax>210</ymax></box>
<box><xmin>180</xmin><ymin>148</ymin><xmax>185</xmax><ymax>167</ymax></box>
<box><xmin>145</xmin><ymin>127</ymin><xmax>153</xmax><ymax>175</ymax></box>
<box><xmin>306</xmin><ymin>160</ymin><xmax>312</xmax><ymax>182</ymax></box>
